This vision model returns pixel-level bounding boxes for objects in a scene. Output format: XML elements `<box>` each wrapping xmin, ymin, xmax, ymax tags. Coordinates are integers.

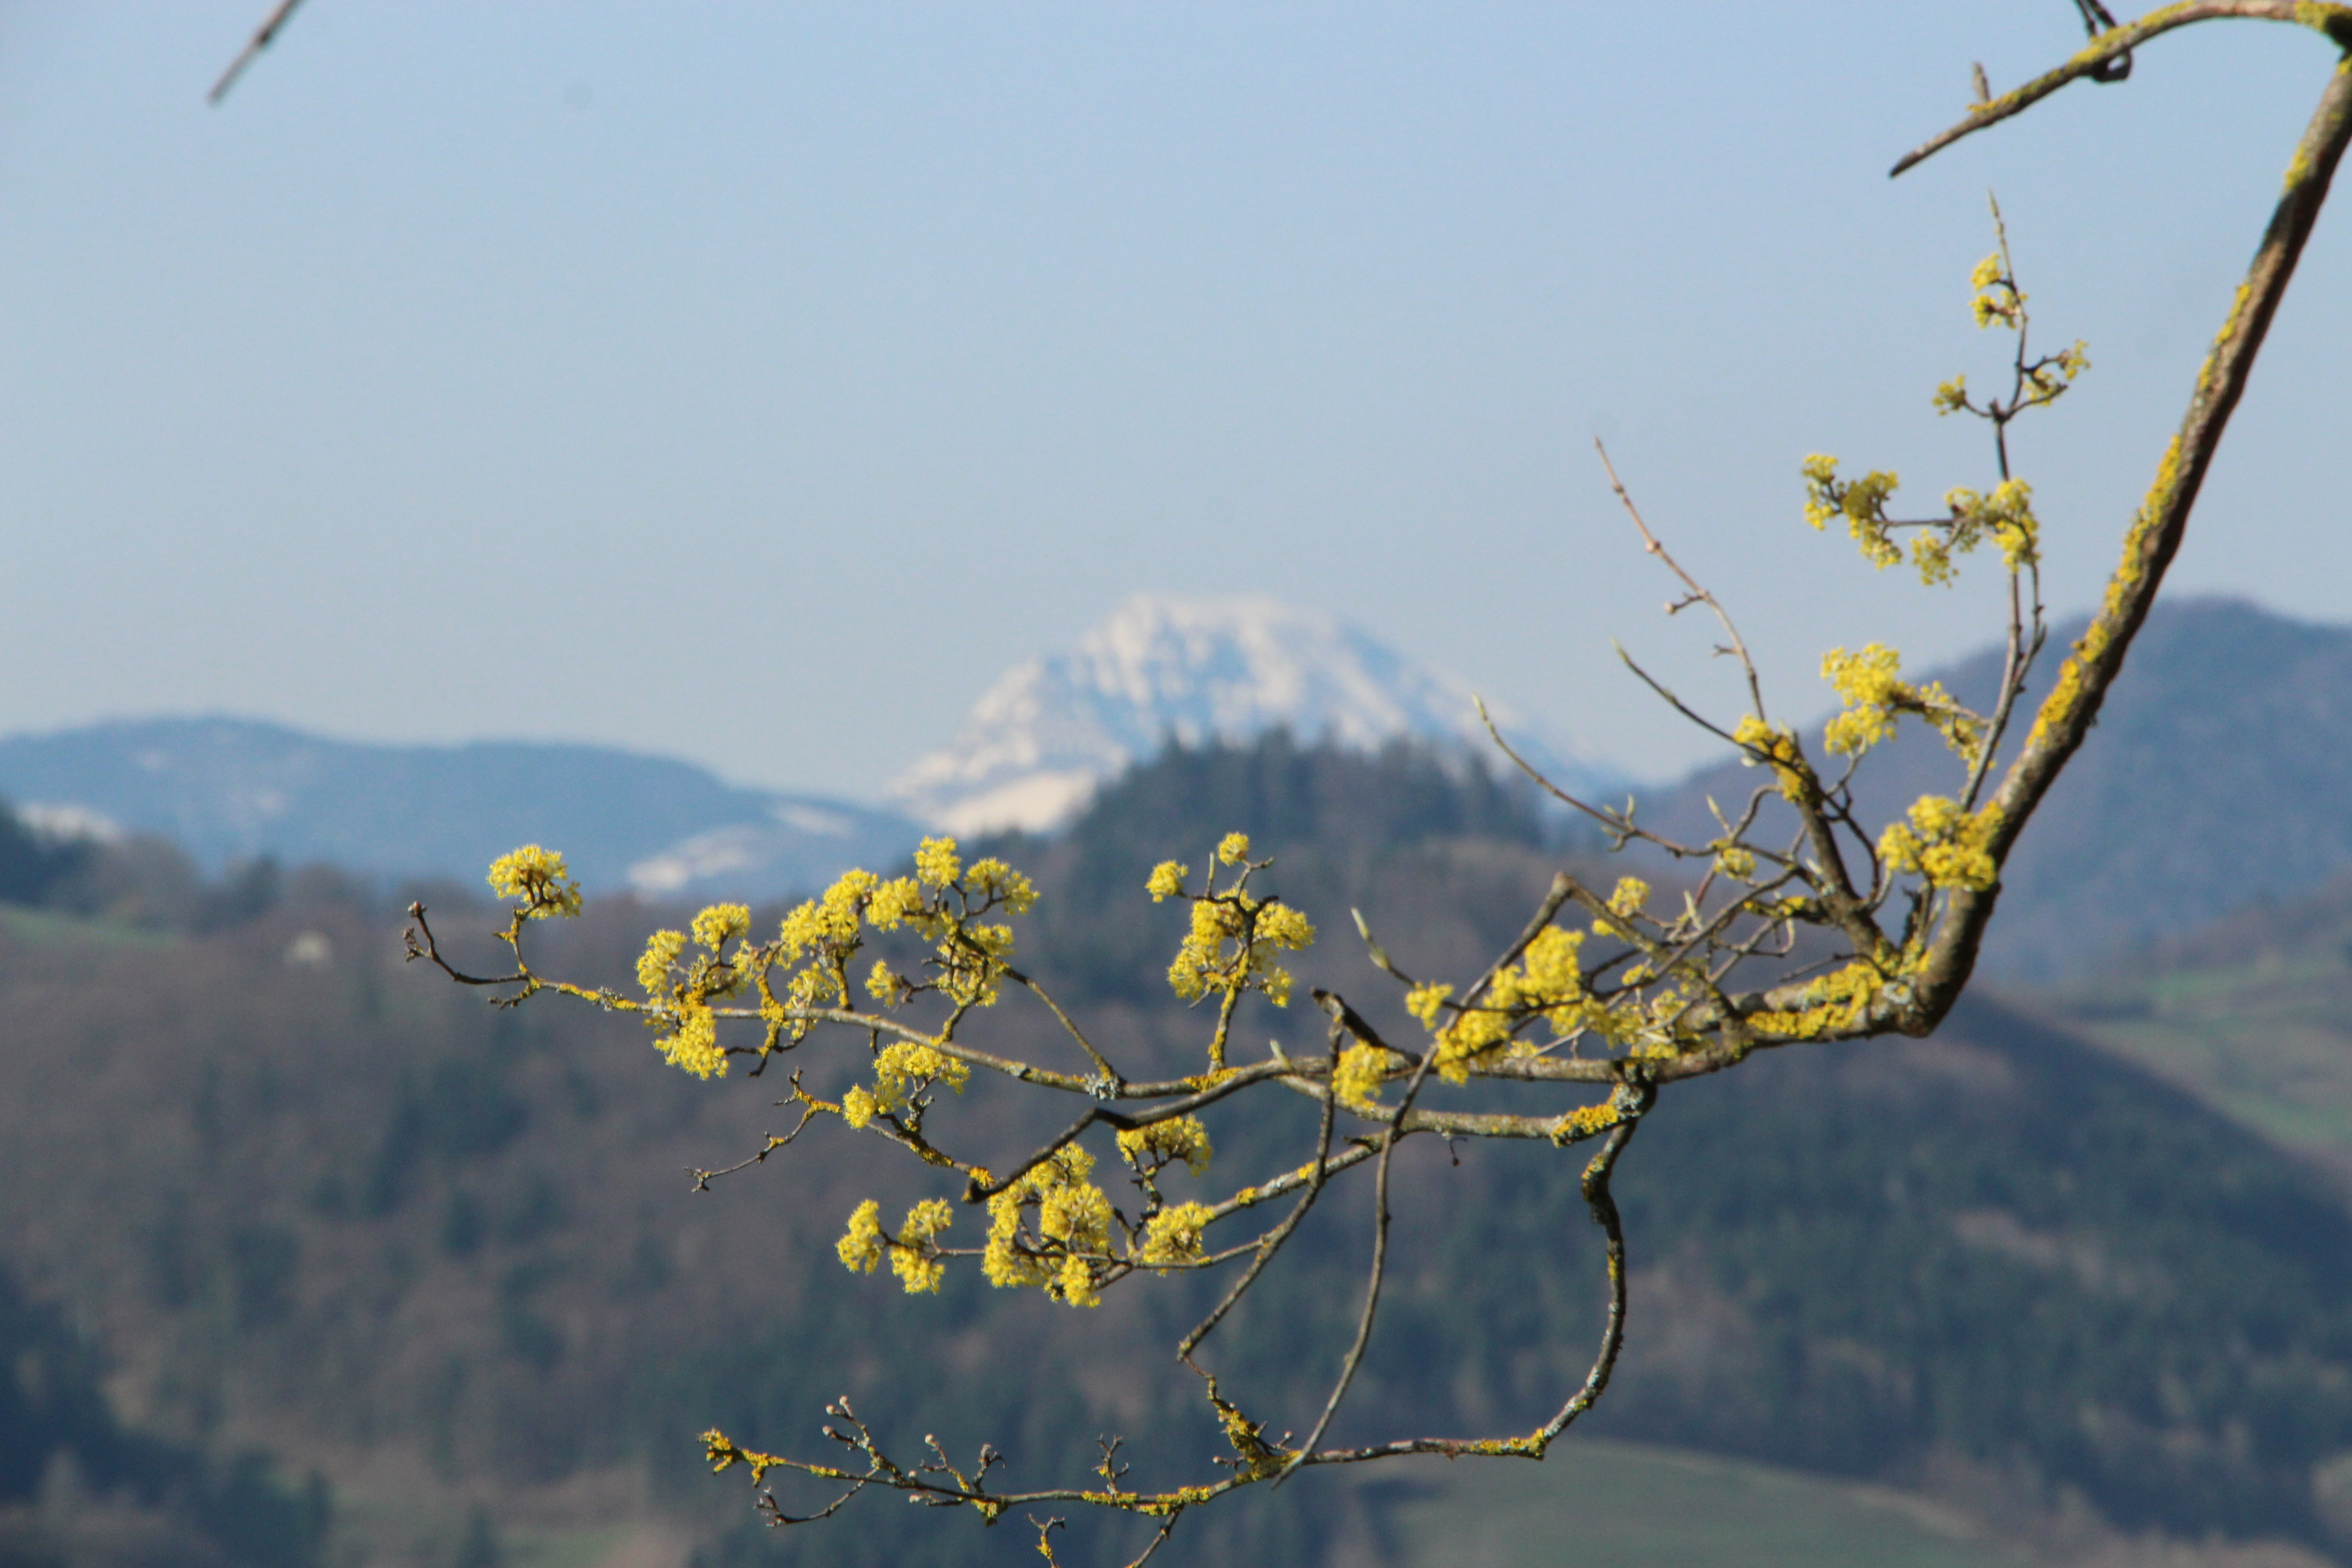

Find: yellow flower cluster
<box><xmin>1216</xmin><ymin>832</ymin><xmax>1253</xmax><ymax>866</ymax></box>
<box><xmin>840</xmin><ymin>1041</ymin><xmax>970</xmax><ymax>1129</ymax></box>
<box><xmin>691</xmin><ymin>902</ymin><xmax>750</xmax><ymax>950</ymax></box>
<box><xmin>984</xmin><ymin>1145</ymin><xmax>1112</xmax><ymax>1308</ymax></box>
<box><xmin>2024</xmin><ymin>339</ymin><xmax>2089</xmax><ymax>404</ymax></box>
<box><xmin>965</xmin><ymin>856</ymin><xmax>1038</xmax><ymax>912</ymax></box>
<box><xmin>892</xmin><ymin>1199</ymin><xmax>954</xmax><ymax>1293</ymax></box>
<box><xmin>632</xmin><ymin>838</ymin><xmax>1042</xmax><ymax>1079</ymax></box>
<box><xmin>634</xmin><ymin>900</ymin><xmax>758</xmax><ymax>1078</ymax></box>
<box><xmin>835</xmin><ymin>1197</ymin><xmax>956</xmax><ymax>1294</ymax></box>
<box><xmin>914</xmin><ymin>836</ymin><xmax>961</xmax><ymax>888</ymax></box>
<box><xmin>1940</xmin><ymin>478</ymin><xmax>2040</xmax><ymax>577</ymax></box>
<box><xmin>1116</xmin><ymin>1115</ymin><xmax>1214</xmax><ymax>1177</ymax></box>
<box><xmin>637</xmin><ymin>929</ymin><xmax>687</xmax><ymax>993</ymax></box>
<box><xmin>1878</xmin><ymin>794</ymin><xmax>2002</xmax><ymax>892</ymax></box>
<box><xmin>1712</xmin><ymin>841</ymin><xmax>1758</xmax><ymax>881</ymax></box>
<box><xmin>1801</xmin><ymin>455</ymin><xmax>1903</xmax><ymax>570</ymax></box>
<box><xmin>1970</xmin><ymin>252</ymin><xmax>2023</xmax><ymax>330</ymax></box>
<box><xmin>1166</xmin><ymin>894</ymin><xmax>1315</xmax><ymax>1009</ymax></box>
<box><xmin>836</xmin><ymin>1198</ymin><xmax>886</xmax><ymax>1273</ymax></box>
<box><xmin>1731</xmin><ymin>715</ymin><xmax>1809</xmax><ymax>804</ymax></box>
<box><xmin>659</xmin><ymin>1009</ymin><xmax>724</xmax><ymax>1078</ymax></box>
<box><xmin>762</xmin><ymin>870</ymin><xmax>884</xmax><ymax>1026</ymax></box>
<box><xmin>1146</xmin><ymin>861</ymin><xmax>1188</xmax><ymax>901</ymax></box>
<box><xmin>1138</xmin><ymin>1202</ymin><xmax>1216</xmax><ymax>1270</ymax></box>
<box><xmin>1820</xmin><ymin>645</ymin><xmax>1986</xmax><ymax>758</ymax></box>
<box><xmin>486</xmin><ymin>845</ymin><xmax>582</xmax><ymax>919</ymax></box>
<box><xmin>1332</xmin><ymin>1042</ymin><xmax>1390</xmax><ymax>1109</ymax></box>
<box><xmin>1423</xmin><ymin>926</ymin><xmax>1629</xmax><ymax>1083</ymax></box>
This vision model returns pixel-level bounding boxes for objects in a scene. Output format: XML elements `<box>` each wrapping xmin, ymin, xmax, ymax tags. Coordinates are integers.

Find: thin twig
<box><xmin>209</xmin><ymin>0</ymin><xmax>309</xmax><ymax>105</ymax></box>
<box><xmin>1596</xmin><ymin>439</ymin><xmax>1769</xmax><ymax>722</ymax></box>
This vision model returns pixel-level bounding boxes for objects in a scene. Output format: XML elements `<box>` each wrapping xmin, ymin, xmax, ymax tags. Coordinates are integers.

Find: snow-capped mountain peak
<box><xmin>889</xmin><ymin>594</ymin><xmax>1607</xmax><ymax>834</ymax></box>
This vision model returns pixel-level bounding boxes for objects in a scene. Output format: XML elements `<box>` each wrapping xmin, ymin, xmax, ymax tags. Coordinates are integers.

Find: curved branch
<box><xmin>1891</xmin><ymin>2</ymin><xmax>2352</xmax><ymax>177</ymax></box>
<box><xmin>1912</xmin><ymin>36</ymin><xmax>2352</xmax><ymax>1026</ymax></box>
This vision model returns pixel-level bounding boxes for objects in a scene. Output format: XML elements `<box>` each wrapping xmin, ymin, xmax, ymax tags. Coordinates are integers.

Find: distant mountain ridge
<box><xmin>889</xmin><ymin>593</ymin><xmax>1614</xmax><ymax>833</ymax></box>
<box><xmin>0</xmin><ymin>718</ymin><xmax>919</xmax><ymax>900</ymax></box>
<box><xmin>5</xmin><ymin>598</ymin><xmax>2341</xmax><ymax>958</ymax></box>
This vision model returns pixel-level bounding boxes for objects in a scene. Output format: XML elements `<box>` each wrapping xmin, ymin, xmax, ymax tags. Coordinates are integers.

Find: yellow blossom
<box><xmin>1800</xmin><ymin>457</ymin><xmax>1901</xmax><ymax>568</ymax></box>
<box><xmin>1057</xmin><ymin>1254</ymin><xmax>1100</xmax><ymax>1308</ymax></box>
<box><xmin>656</xmin><ymin>1006</ymin><xmax>725</xmax><ymax>1078</ymax></box>
<box><xmin>866</xmin><ymin>877</ymin><xmax>924</xmax><ymax>931</ymax></box>
<box><xmin>1216</xmin><ymin>832</ymin><xmax>1252</xmax><ymax>866</ymax></box>
<box><xmin>1147</xmin><ymin>861</ymin><xmax>1189</xmax><ymax>902</ymax></box>
<box><xmin>1166</xmin><ymin>889</ymin><xmax>1314</xmax><ymax>1009</ymax></box>
<box><xmin>836</xmin><ymin>1200</ymin><xmax>886</xmax><ymax>1274</ymax></box>
<box><xmin>914</xmin><ymin>836</ymin><xmax>961</xmax><ymax>889</ymax></box>
<box><xmin>1732</xmin><ymin>715</ymin><xmax>1809</xmax><ymax>803</ymax></box>
<box><xmin>1332</xmin><ymin>1043</ymin><xmax>1388</xmax><ymax>1108</ymax></box>
<box><xmin>637</xmin><ymin>929</ymin><xmax>687</xmax><ymax>994</ymax></box>
<box><xmin>1970</xmin><ymin>253</ymin><xmax>2023</xmax><ymax>329</ymax></box>
<box><xmin>966</xmin><ymin>858</ymin><xmax>1039</xmax><ymax>912</ymax></box>
<box><xmin>891</xmin><ymin>1199</ymin><xmax>954</xmax><ymax>1294</ymax></box>
<box><xmin>1139</xmin><ymin>1202</ymin><xmax>1216</xmax><ymax>1270</ymax></box>
<box><xmin>984</xmin><ymin>1145</ymin><xmax>1112</xmax><ymax>1307</ymax></box>
<box><xmin>1822</xmin><ymin>645</ymin><xmax>1904</xmax><ymax>755</ymax></box>
<box><xmin>691</xmin><ymin>902</ymin><xmax>750</xmax><ymax>951</ymax></box>
<box><xmin>866</xmin><ymin>959</ymin><xmax>907</xmax><ymax>1005</ymax></box>
<box><xmin>1429</xmin><ymin>925</ymin><xmax>1607</xmax><ymax>1081</ymax></box>
<box><xmin>1117</xmin><ymin>1115</ymin><xmax>1214</xmax><ymax>1176</ymax></box>
<box><xmin>853</xmin><ymin>1041</ymin><xmax>970</xmax><ymax>1122</ymax></box>
<box><xmin>486</xmin><ymin>845</ymin><xmax>582</xmax><ymax>919</ymax></box>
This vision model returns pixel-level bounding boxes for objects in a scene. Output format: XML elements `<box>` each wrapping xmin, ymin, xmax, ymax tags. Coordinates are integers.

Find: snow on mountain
<box><xmin>889</xmin><ymin>595</ymin><xmax>1614</xmax><ymax>834</ymax></box>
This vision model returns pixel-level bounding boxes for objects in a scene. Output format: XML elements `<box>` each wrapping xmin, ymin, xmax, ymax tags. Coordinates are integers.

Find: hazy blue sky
<box><xmin>3</xmin><ymin>3</ymin><xmax>2345</xmax><ymax>798</ymax></box>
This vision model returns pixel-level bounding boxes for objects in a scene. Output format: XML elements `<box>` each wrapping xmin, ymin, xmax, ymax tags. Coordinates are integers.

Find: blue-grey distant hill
<box><xmin>0</xmin><ymin>718</ymin><xmax>921</xmax><ymax>900</ymax></box>
<box><xmin>1633</xmin><ymin>597</ymin><xmax>2352</xmax><ymax>982</ymax></box>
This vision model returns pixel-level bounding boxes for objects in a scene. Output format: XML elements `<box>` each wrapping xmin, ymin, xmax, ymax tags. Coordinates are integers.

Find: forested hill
<box><xmin>1636</xmin><ymin>597</ymin><xmax>2352</xmax><ymax>983</ymax></box>
<box><xmin>6</xmin><ymin>736</ymin><xmax>2352</xmax><ymax>1564</ymax></box>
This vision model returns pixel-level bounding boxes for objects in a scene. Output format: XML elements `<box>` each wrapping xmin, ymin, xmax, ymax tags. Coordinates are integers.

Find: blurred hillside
<box><xmin>2039</xmin><ymin>869</ymin><xmax>2352</xmax><ymax>1184</ymax></box>
<box><xmin>2</xmin><ymin>737</ymin><xmax>2351</xmax><ymax>1566</ymax></box>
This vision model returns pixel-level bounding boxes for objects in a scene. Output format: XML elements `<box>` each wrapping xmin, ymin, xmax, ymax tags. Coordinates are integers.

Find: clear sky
<box><xmin>2</xmin><ymin>3</ymin><xmax>2344</xmax><ymax>798</ymax></box>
